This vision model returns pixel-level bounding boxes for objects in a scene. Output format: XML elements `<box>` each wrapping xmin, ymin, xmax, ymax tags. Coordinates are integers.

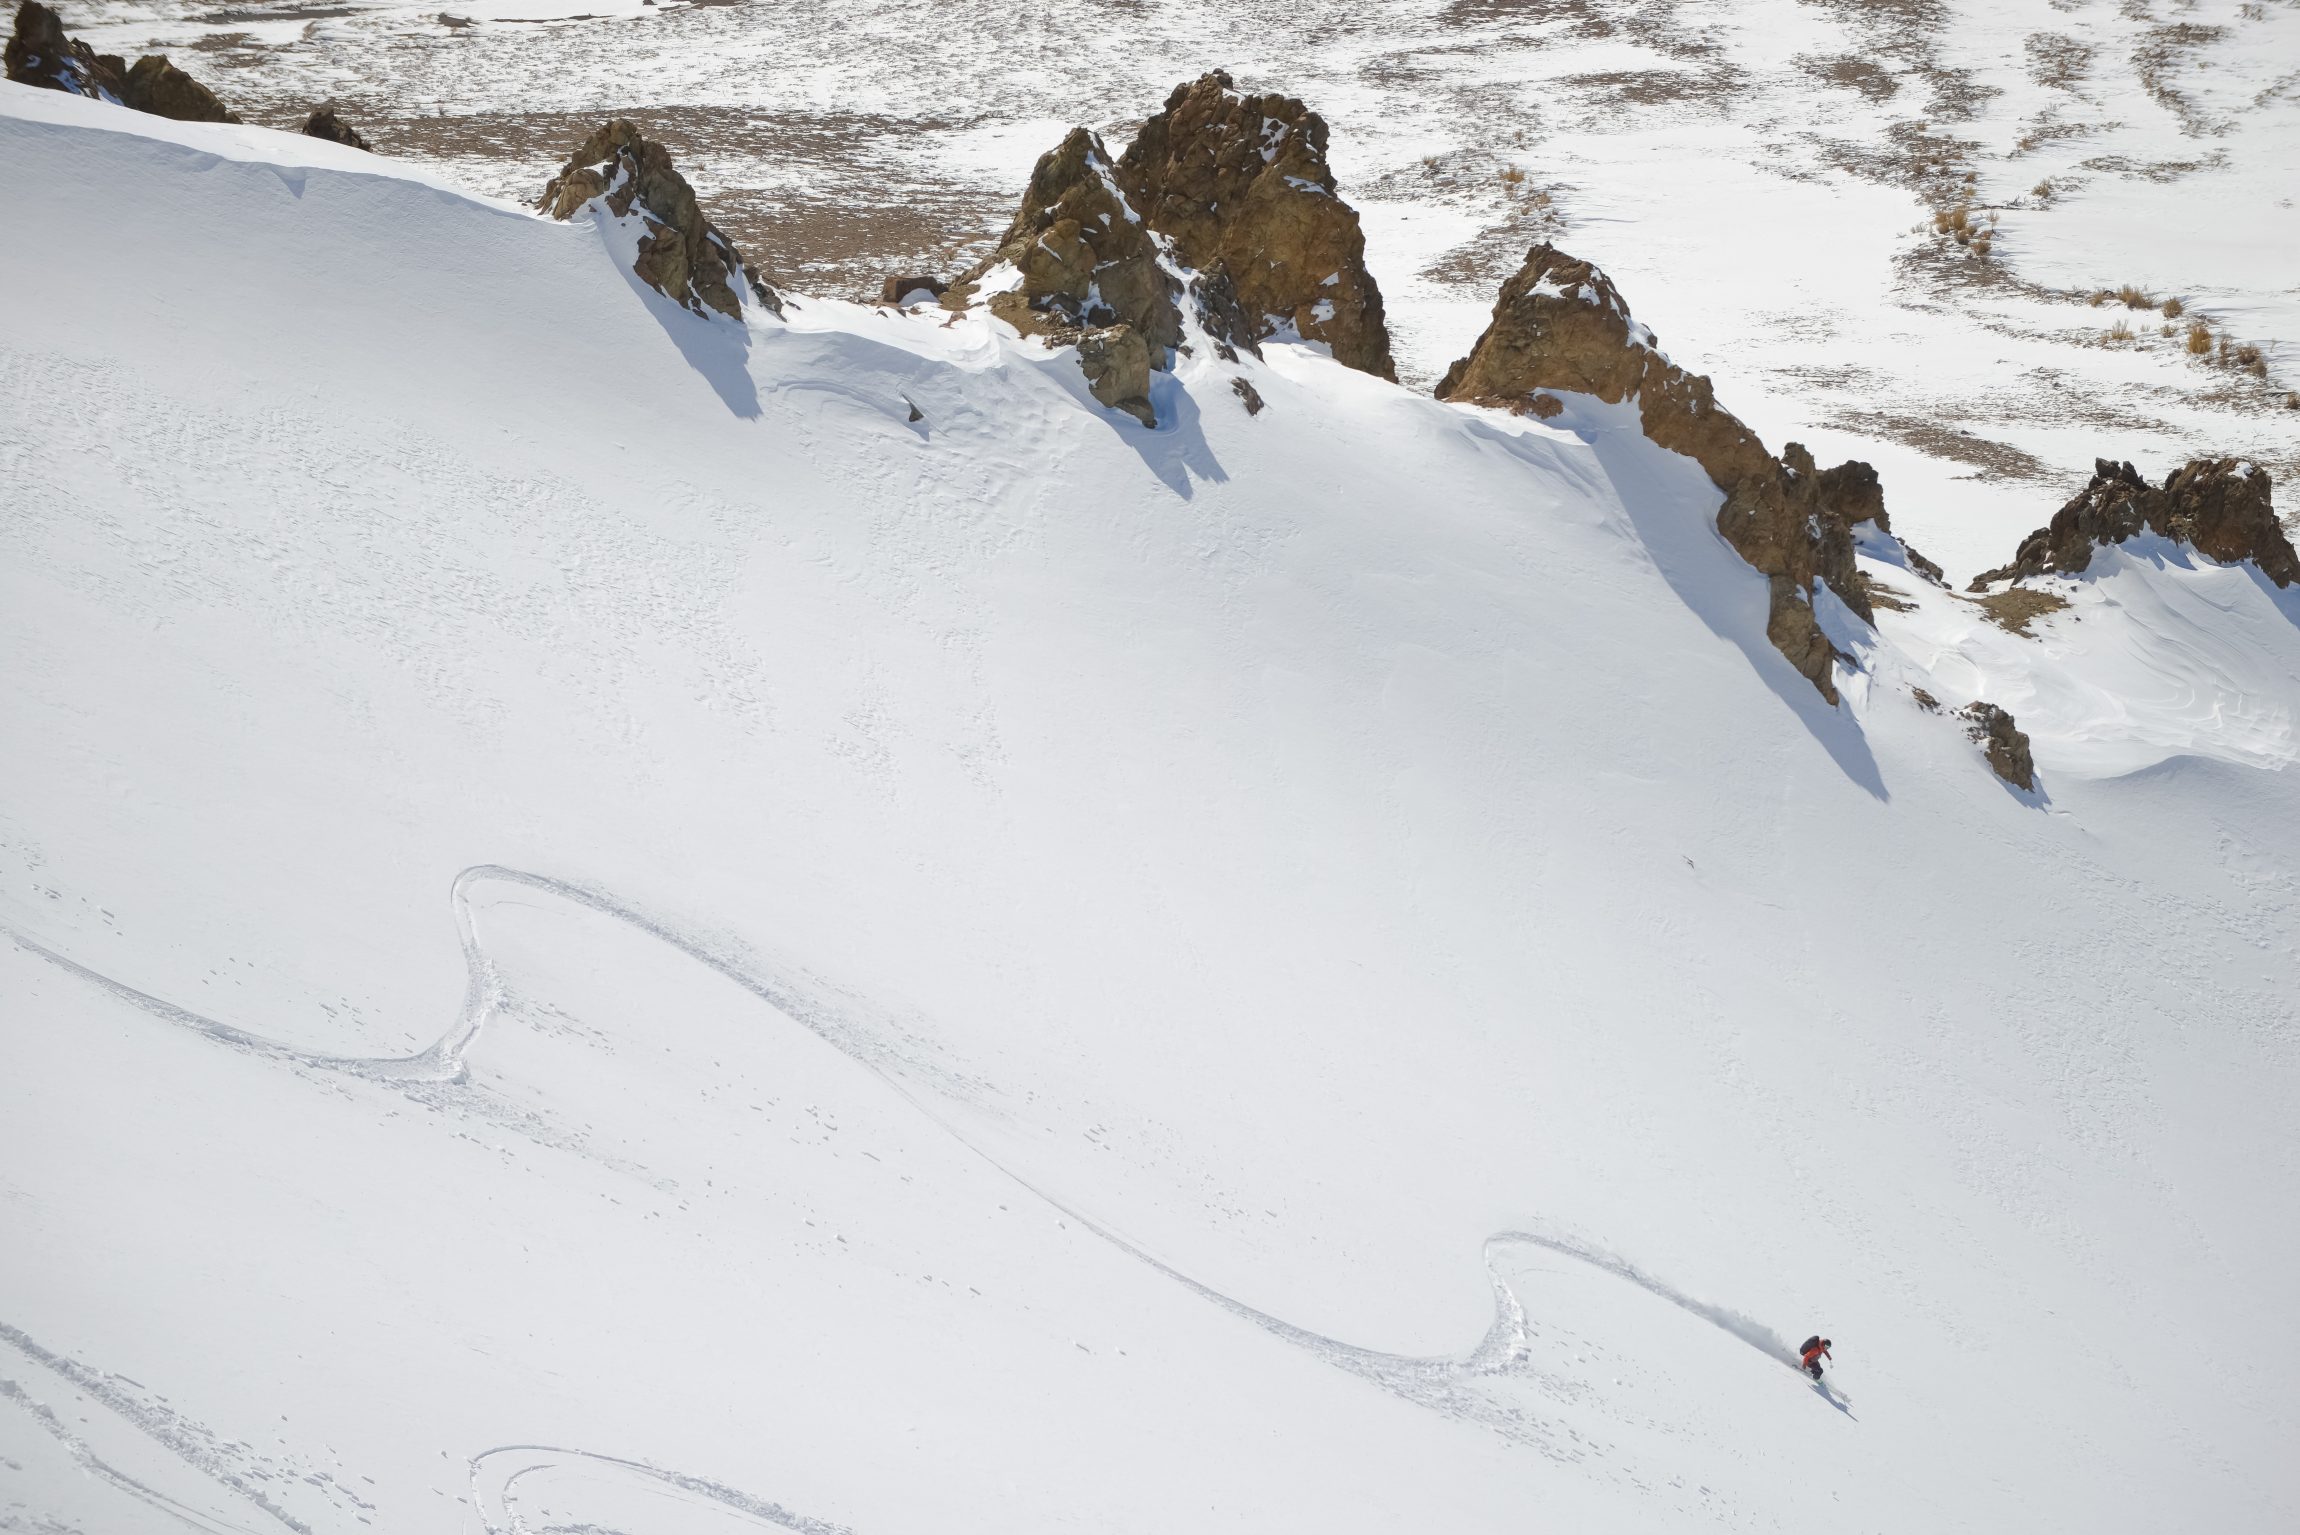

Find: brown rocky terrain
<box><xmin>1970</xmin><ymin>457</ymin><xmax>2297</xmax><ymax>589</ymax></box>
<box><xmin>302</xmin><ymin>105</ymin><xmax>371</xmax><ymax>152</ymax></box>
<box><xmin>943</xmin><ymin>73</ymin><xmax>1400</xmax><ymax>425</ymax></box>
<box><xmin>6</xmin><ymin>2</ymin><xmax>237</xmax><ymax>122</ymax></box>
<box><xmin>940</xmin><ymin>124</ymin><xmax>1177</xmax><ymax>424</ymax></box>
<box><xmin>4</xmin><ymin>1</ymin><xmax>118</xmax><ymax>99</ymax></box>
<box><xmin>538</xmin><ymin>119</ymin><xmax>780</xmax><ymax>322</ymax></box>
<box><xmin>1115</xmin><ymin>71</ymin><xmax>1395</xmax><ymax>381</ymax></box>
<box><xmin>121</xmin><ymin>52</ymin><xmax>236</xmax><ymax>124</ymax></box>
<box><xmin>1962</xmin><ymin>702</ymin><xmax>2038</xmax><ymax>791</ymax></box>
<box><xmin>1436</xmin><ymin>242</ymin><xmax>1892</xmax><ymax>703</ymax></box>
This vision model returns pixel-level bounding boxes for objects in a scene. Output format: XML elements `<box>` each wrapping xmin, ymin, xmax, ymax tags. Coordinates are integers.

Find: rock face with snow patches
<box><xmin>944</xmin><ymin>123</ymin><xmax>1177</xmax><ymax>423</ymax></box>
<box><xmin>1115</xmin><ymin>71</ymin><xmax>1395</xmax><ymax>381</ymax></box>
<box><xmin>6</xmin><ymin>5</ymin><xmax>239</xmax><ymax>122</ymax></box>
<box><xmin>1438</xmin><ymin>242</ymin><xmax>1888</xmax><ymax>702</ymax></box>
<box><xmin>1961</xmin><ymin>702</ymin><xmax>2038</xmax><ymax>791</ymax></box>
<box><xmin>4</xmin><ymin>1</ymin><xmax>118</xmax><ymax>99</ymax></box>
<box><xmin>538</xmin><ymin>120</ymin><xmax>780</xmax><ymax>321</ymax></box>
<box><xmin>1970</xmin><ymin>457</ymin><xmax>2297</xmax><ymax>590</ymax></box>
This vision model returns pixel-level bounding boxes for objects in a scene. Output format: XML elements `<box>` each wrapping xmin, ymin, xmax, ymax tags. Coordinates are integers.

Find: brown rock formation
<box><xmin>301</xmin><ymin>105</ymin><xmax>370</xmax><ymax>151</ymax></box>
<box><xmin>947</xmin><ymin>126</ymin><xmax>1181</xmax><ymax>356</ymax></box>
<box><xmin>6</xmin><ymin>5</ymin><xmax>241</xmax><ymax>121</ymax></box>
<box><xmin>1962</xmin><ymin>703</ymin><xmax>2037</xmax><ymax>792</ymax></box>
<box><xmin>1438</xmin><ymin>242</ymin><xmax>1890</xmax><ymax>702</ymax></box>
<box><xmin>538</xmin><ymin>120</ymin><xmax>780</xmax><ymax>321</ymax></box>
<box><xmin>1077</xmin><ymin>326</ymin><xmax>1154</xmax><ymax>425</ymax></box>
<box><xmin>120</xmin><ymin>53</ymin><xmax>238</xmax><ymax>123</ymax></box>
<box><xmin>1970</xmin><ymin>457</ymin><xmax>2297</xmax><ymax>590</ymax></box>
<box><xmin>880</xmin><ymin>273</ymin><xmax>945</xmax><ymax>305</ymax></box>
<box><xmin>4</xmin><ymin>1</ymin><xmax>122</xmax><ymax>99</ymax></box>
<box><xmin>1115</xmin><ymin>71</ymin><xmax>1394</xmax><ymax>380</ymax></box>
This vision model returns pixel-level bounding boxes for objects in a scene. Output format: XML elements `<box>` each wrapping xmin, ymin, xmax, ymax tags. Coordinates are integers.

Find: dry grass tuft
<box><xmin>2160</xmin><ymin>295</ymin><xmax>2184</xmax><ymax>318</ymax></box>
<box><xmin>1499</xmin><ymin>164</ymin><xmax>1527</xmax><ymax>187</ymax></box>
<box><xmin>2106</xmin><ymin>318</ymin><xmax>2134</xmax><ymax>342</ymax></box>
<box><xmin>2187</xmin><ymin>320</ymin><xmax>2214</xmax><ymax>354</ymax></box>
<box><xmin>1861</xmin><ymin>574</ymin><xmax>1919</xmax><ymax>612</ymax></box>
<box><xmin>2116</xmin><ymin>284</ymin><xmax>2152</xmax><ymax>308</ymax></box>
<box><xmin>1974</xmin><ymin>588</ymin><xmax>2072</xmax><ymax>637</ymax></box>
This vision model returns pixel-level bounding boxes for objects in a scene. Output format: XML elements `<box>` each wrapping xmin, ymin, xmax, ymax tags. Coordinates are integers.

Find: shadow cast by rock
<box><xmin>1474</xmin><ymin>407</ymin><xmax>1888</xmax><ymax>800</ymax></box>
<box><xmin>602</xmin><ymin>227</ymin><xmax>762</xmax><ymax>421</ymax></box>
<box><xmin>1099</xmin><ymin>366</ymin><xmax>1228</xmax><ymax>498</ymax></box>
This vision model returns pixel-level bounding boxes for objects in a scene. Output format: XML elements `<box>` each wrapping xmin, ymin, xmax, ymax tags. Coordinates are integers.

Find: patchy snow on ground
<box><xmin>3</xmin><ymin>83</ymin><xmax>2298</xmax><ymax>1535</ymax></box>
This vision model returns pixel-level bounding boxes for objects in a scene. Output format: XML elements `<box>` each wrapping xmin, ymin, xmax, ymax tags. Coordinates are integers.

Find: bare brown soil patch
<box><xmin>1971</xmin><ymin>587</ymin><xmax>2071</xmax><ymax>635</ymax></box>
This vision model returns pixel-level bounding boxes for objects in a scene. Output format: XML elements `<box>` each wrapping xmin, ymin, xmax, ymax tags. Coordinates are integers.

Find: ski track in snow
<box><xmin>2</xmin><ymin>864</ymin><xmax>1821</xmax><ymax>1532</ymax></box>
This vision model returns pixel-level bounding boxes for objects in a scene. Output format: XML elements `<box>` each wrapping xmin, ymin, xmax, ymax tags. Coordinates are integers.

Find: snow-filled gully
<box><xmin>2</xmin><ymin>867</ymin><xmax>1836</xmax><ymax>1533</ymax></box>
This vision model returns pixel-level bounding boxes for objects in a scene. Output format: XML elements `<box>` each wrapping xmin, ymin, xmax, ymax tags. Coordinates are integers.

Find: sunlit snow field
<box><xmin>3</xmin><ymin>4</ymin><xmax>2299</xmax><ymax>1531</ymax></box>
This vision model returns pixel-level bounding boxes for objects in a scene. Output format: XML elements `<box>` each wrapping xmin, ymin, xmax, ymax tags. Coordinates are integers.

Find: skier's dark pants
<box><xmin>1805</xmin><ymin>1361</ymin><xmax>1823</xmax><ymax>1380</ymax></box>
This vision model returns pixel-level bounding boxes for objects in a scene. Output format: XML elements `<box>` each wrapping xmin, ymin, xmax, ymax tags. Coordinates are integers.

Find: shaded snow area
<box><xmin>47</xmin><ymin>0</ymin><xmax>2300</xmax><ymax>579</ymax></box>
<box><xmin>4</xmin><ymin>87</ymin><xmax>2299</xmax><ymax>1535</ymax></box>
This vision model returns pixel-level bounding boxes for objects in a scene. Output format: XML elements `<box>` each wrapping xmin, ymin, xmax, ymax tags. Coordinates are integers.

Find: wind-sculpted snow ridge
<box><xmin>3</xmin><ymin>866</ymin><xmax>1816</xmax><ymax>1487</ymax></box>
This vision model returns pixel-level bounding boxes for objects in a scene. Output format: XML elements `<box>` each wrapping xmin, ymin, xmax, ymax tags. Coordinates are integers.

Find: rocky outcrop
<box><xmin>121</xmin><ymin>53</ymin><xmax>237</xmax><ymax>123</ymax></box>
<box><xmin>5</xmin><ymin>1</ymin><xmax>121</xmax><ymax>98</ymax></box>
<box><xmin>947</xmin><ymin>127</ymin><xmax>1180</xmax><ymax>352</ymax></box>
<box><xmin>1962</xmin><ymin>703</ymin><xmax>2037</xmax><ymax>792</ymax></box>
<box><xmin>1077</xmin><ymin>326</ymin><xmax>1154</xmax><ymax>425</ymax></box>
<box><xmin>1115</xmin><ymin>71</ymin><xmax>1394</xmax><ymax>380</ymax></box>
<box><xmin>943</xmin><ymin>125</ymin><xmax>1179</xmax><ymax>426</ymax></box>
<box><xmin>1437</xmin><ymin>242</ymin><xmax>1889</xmax><ymax>702</ymax></box>
<box><xmin>880</xmin><ymin>273</ymin><xmax>945</xmax><ymax>305</ymax></box>
<box><xmin>6</xmin><ymin>6</ymin><xmax>243</xmax><ymax>121</ymax></box>
<box><xmin>538</xmin><ymin>120</ymin><xmax>780</xmax><ymax>321</ymax></box>
<box><xmin>1970</xmin><ymin>457</ymin><xmax>2297</xmax><ymax>590</ymax></box>
<box><xmin>301</xmin><ymin>105</ymin><xmax>370</xmax><ymax>151</ymax></box>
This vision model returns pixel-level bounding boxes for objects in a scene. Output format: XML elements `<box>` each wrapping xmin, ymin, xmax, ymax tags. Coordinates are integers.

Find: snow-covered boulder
<box><xmin>1970</xmin><ymin>457</ymin><xmax>2297</xmax><ymax>590</ymax></box>
<box><xmin>1438</xmin><ymin>241</ymin><xmax>1901</xmax><ymax>703</ymax></box>
<box><xmin>537</xmin><ymin>119</ymin><xmax>780</xmax><ymax>321</ymax></box>
<box><xmin>1115</xmin><ymin>70</ymin><xmax>1395</xmax><ymax>381</ymax></box>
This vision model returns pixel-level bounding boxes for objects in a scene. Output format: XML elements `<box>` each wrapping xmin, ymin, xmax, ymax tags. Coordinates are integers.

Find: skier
<box><xmin>1799</xmin><ymin>1336</ymin><xmax>1833</xmax><ymax>1380</ymax></box>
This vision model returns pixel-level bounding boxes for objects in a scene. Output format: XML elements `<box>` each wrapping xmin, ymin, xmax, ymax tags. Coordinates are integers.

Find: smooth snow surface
<box><xmin>4</xmin><ymin>90</ymin><xmax>2299</xmax><ymax>1535</ymax></box>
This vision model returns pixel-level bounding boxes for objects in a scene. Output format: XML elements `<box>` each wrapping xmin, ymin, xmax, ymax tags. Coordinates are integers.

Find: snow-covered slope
<box><xmin>52</xmin><ymin>0</ymin><xmax>2300</xmax><ymax>579</ymax></box>
<box><xmin>4</xmin><ymin>87</ymin><xmax>2298</xmax><ymax>1535</ymax></box>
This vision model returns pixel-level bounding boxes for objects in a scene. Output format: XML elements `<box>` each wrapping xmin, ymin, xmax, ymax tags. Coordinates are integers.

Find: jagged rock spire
<box><xmin>1116</xmin><ymin>71</ymin><xmax>1394</xmax><ymax>381</ymax></box>
<box><xmin>538</xmin><ymin>120</ymin><xmax>780</xmax><ymax>322</ymax></box>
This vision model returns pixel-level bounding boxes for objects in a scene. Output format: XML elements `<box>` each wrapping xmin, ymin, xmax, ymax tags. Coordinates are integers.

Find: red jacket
<box><xmin>1801</xmin><ymin>1341</ymin><xmax>1832</xmax><ymax>1366</ymax></box>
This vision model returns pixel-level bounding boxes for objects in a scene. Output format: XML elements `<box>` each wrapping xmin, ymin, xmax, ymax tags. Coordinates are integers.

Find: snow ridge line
<box><xmin>4</xmin><ymin>866</ymin><xmax>1801</xmax><ymax>1480</ymax></box>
